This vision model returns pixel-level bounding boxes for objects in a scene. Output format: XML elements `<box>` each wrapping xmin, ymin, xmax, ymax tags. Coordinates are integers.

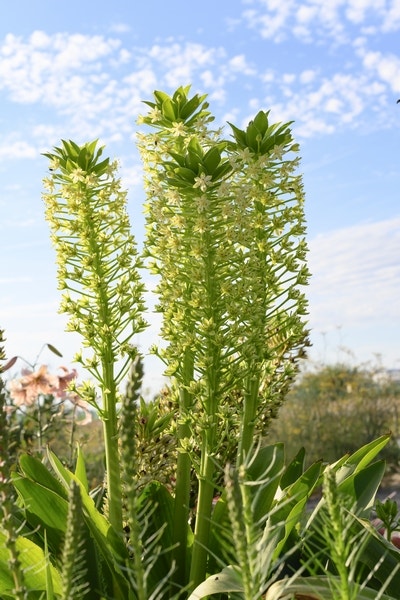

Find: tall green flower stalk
<box><xmin>119</xmin><ymin>356</ymin><xmax>148</xmax><ymax>600</ymax></box>
<box><xmin>226</xmin><ymin>113</ymin><xmax>309</xmax><ymax>461</ymax></box>
<box><xmin>42</xmin><ymin>141</ymin><xmax>147</xmax><ymax>532</ymax></box>
<box><xmin>61</xmin><ymin>480</ymin><xmax>88</xmax><ymax>600</ymax></box>
<box><xmin>138</xmin><ymin>86</ymin><xmax>309</xmax><ymax>590</ymax></box>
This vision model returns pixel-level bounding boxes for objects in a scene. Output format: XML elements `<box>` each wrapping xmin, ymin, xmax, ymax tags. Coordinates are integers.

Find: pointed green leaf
<box><xmin>74</xmin><ymin>445</ymin><xmax>89</xmax><ymax>492</ymax></box>
<box><xmin>338</xmin><ymin>459</ymin><xmax>386</xmax><ymax>513</ymax></box>
<box><xmin>162</xmin><ymin>99</ymin><xmax>176</xmax><ymax>121</ymax></box>
<box><xmin>188</xmin><ymin>565</ymin><xmax>244</xmax><ymax>599</ymax></box>
<box><xmin>174</xmin><ymin>166</ymin><xmax>196</xmax><ymax>183</ymax></box>
<box><xmin>228</xmin><ymin>122</ymin><xmax>247</xmax><ymax>147</ymax></box>
<box><xmin>153</xmin><ymin>90</ymin><xmax>172</xmax><ymax>106</ymax></box>
<box><xmin>12</xmin><ymin>473</ymin><xmax>68</xmax><ymax>551</ymax></box>
<box><xmin>19</xmin><ymin>454</ymin><xmax>68</xmax><ymax>499</ymax></box>
<box><xmin>280</xmin><ymin>447</ymin><xmax>306</xmax><ymax>489</ymax></box>
<box><xmin>47</xmin><ymin>451</ymin><xmax>130</xmax><ymax>598</ymax></box>
<box><xmin>245</xmin><ymin>121</ymin><xmax>260</xmax><ymax>151</ymax></box>
<box><xmin>179</xmin><ymin>95</ymin><xmax>202</xmax><ymax>120</ymax></box>
<box><xmin>252</xmin><ymin>110</ymin><xmax>269</xmax><ymax>135</ymax></box>
<box><xmin>202</xmin><ymin>147</ymin><xmax>221</xmax><ymax>175</ymax></box>
<box><xmin>44</xmin><ymin>531</ymin><xmax>55</xmax><ymax>600</ymax></box>
<box><xmin>247</xmin><ymin>443</ymin><xmax>285</xmax><ymax>521</ymax></box>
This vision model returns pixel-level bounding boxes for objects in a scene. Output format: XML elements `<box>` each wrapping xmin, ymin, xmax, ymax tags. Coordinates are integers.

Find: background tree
<box><xmin>267</xmin><ymin>361</ymin><xmax>400</xmax><ymax>471</ymax></box>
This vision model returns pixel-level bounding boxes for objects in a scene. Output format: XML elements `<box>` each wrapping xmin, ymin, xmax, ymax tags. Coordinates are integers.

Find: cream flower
<box><xmin>193</xmin><ymin>173</ymin><xmax>212</xmax><ymax>192</ymax></box>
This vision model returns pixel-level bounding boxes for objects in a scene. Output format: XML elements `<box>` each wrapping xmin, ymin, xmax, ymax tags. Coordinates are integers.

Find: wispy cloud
<box><xmin>0</xmin><ymin>137</ymin><xmax>38</xmax><ymax>159</ymax></box>
<box><xmin>240</xmin><ymin>0</ymin><xmax>400</xmax><ymax>43</ymax></box>
<box><xmin>0</xmin><ymin>21</ymin><xmax>399</xmax><ymax>151</ymax></box>
<box><xmin>308</xmin><ymin>216</ymin><xmax>400</xmax><ymax>329</ymax></box>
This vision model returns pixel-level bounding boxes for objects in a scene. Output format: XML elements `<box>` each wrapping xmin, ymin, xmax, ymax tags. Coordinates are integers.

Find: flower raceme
<box><xmin>42</xmin><ymin>139</ymin><xmax>147</xmax><ymax>400</ymax></box>
<box><xmin>137</xmin><ymin>86</ymin><xmax>310</xmax><ymax>590</ymax></box>
<box><xmin>42</xmin><ymin>139</ymin><xmax>148</xmax><ymax>532</ymax></box>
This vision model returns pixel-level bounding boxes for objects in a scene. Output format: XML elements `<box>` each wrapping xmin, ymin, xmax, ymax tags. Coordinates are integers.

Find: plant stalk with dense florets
<box><xmin>42</xmin><ymin>141</ymin><xmax>147</xmax><ymax>532</ymax></box>
<box><xmin>137</xmin><ymin>86</ymin><xmax>310</xmax><ymax>590</ymax></box>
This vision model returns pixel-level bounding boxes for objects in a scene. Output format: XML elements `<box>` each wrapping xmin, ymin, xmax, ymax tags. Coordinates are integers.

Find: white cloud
<box><xmin>359</xmin><ymin>48</ymin><xmax>400</xmax><ymax>93</ymax></box>
<box><xmin>0</xmin><ymin>32</ymin><xmax>121</xmax><ymax>104</ymax></box>
<box><xmin>0</xmin><ymin>26</ymin><xmax>398</xmax><ymax>154</ymax></box>
<box><xmin>0</xmin><ymin>138</ymin><xmax>38</xmax><ymax>159</ymax></box>
<box><xmin>228</xmin><ymin>54</ymin><xmax>257</xmax><ymax>75</ymax></box>
<box><xmin>308</xmin><ymin>217</ymin><xmax>400</xmax><ymax>329</ymax></box>
<box><xmin>241</xmin><ymin>0</ymin><xmax>400</xmax><ymax>43</ymax></box>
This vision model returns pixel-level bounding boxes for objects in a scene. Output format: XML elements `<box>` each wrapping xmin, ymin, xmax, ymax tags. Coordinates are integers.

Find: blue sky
<box><xmin>1</xmin><ymin>0</ymin><xmax>399</xmax><ymax>394</ymax></box>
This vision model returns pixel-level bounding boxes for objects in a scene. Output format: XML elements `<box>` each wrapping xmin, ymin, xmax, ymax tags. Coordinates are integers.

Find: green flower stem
<box><xmin>189</xmin><ymin>238</ymin><xmax>224</xmax><ymax>589</ymax></box>
<box><xmin>172</xmin><ymin>349</ymin><xmax>194</xmax><ymax>585</ymax></box>
<box><xmin>189</xmin><ymin>426</ymin><xmax>217</xmax><ymax>591</ymax></box>
<box><xmin>102</xmin><ymin>366</ymin><xmax>123</xmax><ymax>532</ymax></box>
<box><xmin>120</xmin><ymin>357</ymin><xmax>147</xmax><ymax>600</ymax></box>
<box><xmin>237</xmin><ymin>372</ymin><xmax>261</xmax><ymax>465</ymax></box>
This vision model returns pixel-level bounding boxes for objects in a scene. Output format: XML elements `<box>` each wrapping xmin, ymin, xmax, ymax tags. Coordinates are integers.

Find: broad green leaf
<box><xmin>47</xmin><ymin>452</ymin><xmax>130</xmax><ymax>599</ymax></box>
<box><xmin>280</xmin><ymin>446</ymin><xmax>305</xmax><ymax>489</ymax></box>
<box><xmin>74</xmin><ymin>445</ymin><xmax>89</xmax><ymax>492</ymax></box>
<box><xmin>338</xmin><ymin>459</ymin><xmax>386</xmax><ymax>513</ymax></box>
<box><xmin>0</xmin><ymin>530</ymin><xmax>62</xmax><ymax>596</ymax></box>
<box><xmin>185</xmin><ymin>149</ymin><xmax>202</xmax><ymax>173</ymax></box>
<box><xmin>245</xmin><ymin>121</ymin><xmax>261</xmax><ymax>151</ymax></box>
<box><xmin>162</xmin><ymin>98</ymin><xmax>176</xmax><ymax>121</ymax></box>
<box><xmin>174</xmin><ymin>166</ymin><xmax>196</xmax><ymax>182</ymax></box>
<box><xmin>138</xmin><ymin>481</ymin><xmax>190</xmax><ymax>592</ymax></box>
<box><xmin>179</xmin><ymin>95</ymin><xmax>202</xmax><ymax>120</ymax></box>
<box><xmin>188</xmin><ymin>565</ymin><xmax>244</xmax><ymax>599</ymax></box>
<box><xmin>93</xmin><ymin>157</ymin><xmax>110</xmax><ymax>176</ymax></box>
<box><xmin>202</xmin><ymin>146</ymin><xmax>221</xmax><ymax>175</ymax></box>
<box><xmin>168</xmin><ymin>151</ymin><xmax>186</xmax><ymax>167</ymax></box>
<box><xmin>44</xmin><ymin>531</ymin><xmax>55</xmax><ymax>600</ymax></box>
<box><xmin>19</xmin><ymin>453</ymin><xmax>67</xmax><ymax>499</ymax></box>
<box><xmin>213</xmin><ymin>161</ymin><xmax>232</xmax><ymax>180</ymax></box>
<box><xmin>228</xmin><ymin>122</ymin><xmax>247</xmax><ymax>147</ymax></box>
<box><xmin>335</xmin><ymin>434</ymin><xmax>390</xmax><ymax>483</ymax></box>
<box><xmin>12</xmin><ymin>473</ymin><xmax>68</xmax><ymax>552</ymax></box>
<box><xmin>153</xmin><ymin>90</ymin><xmax>171</xmax><ymax>106</ymax></box>
<box><xmin>272</xmin><ymin>495</ymin><xmax>307</xmax><ymax>559</ymax></box>
<box><xmin>351</xmin><ymin>516</ymin><xmax>400</xmax><ymax>596</ymax></box>
<box><xmin>252</xmin><ymin>110</ymin><xmax>269</xmax><ymax>135</ymax></box>
<box><xmin>247</xmin><ymin>443</ymin><xmax>285</xmax><ymax>522</ymax></box>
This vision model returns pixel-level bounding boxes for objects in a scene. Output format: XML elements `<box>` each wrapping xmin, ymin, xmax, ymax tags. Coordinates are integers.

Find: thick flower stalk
<box><xmin>42</xmin><ymin>140</ymin><xmax>147</xmax><ymax>532</ymax></box>
<box><xmin>138</xmin><ymin>87</ymin><xmax>309</xmax><ymax>590</ymax></box>
<box><xmin>61</xmin><ymin>480</ymin><xmax>88</xmax><ymax>600</ymax></box>
<box><xmin>226</xmin><ymin>113</ymin><xmax>310</xmax><ymax>461</ymax></box>
<box><xmin>138</xmin><ymin>87</ymin><xmax>238</xmax><ymax>586</ymax></box>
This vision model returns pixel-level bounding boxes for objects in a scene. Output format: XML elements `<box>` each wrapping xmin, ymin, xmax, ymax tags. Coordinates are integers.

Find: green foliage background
<box><xmin>267</xmin><ymin>361</ymin><xmax>400</xmax><ymax>471</ymax></box>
